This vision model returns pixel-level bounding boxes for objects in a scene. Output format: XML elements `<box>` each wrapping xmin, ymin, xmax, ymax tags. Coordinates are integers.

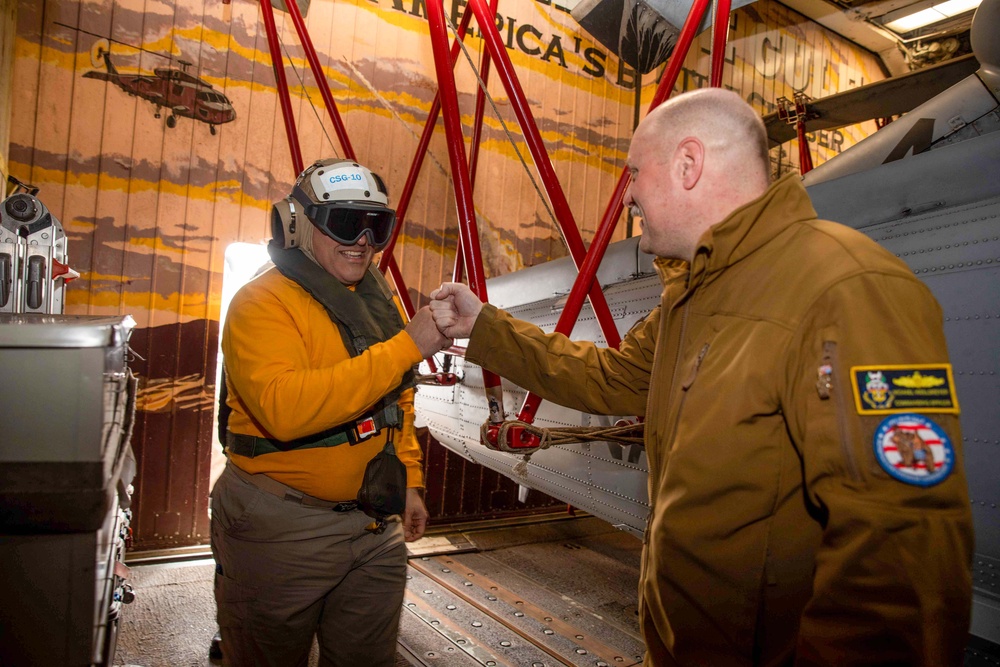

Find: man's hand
<box><xmin>403</xmin><ymin>488</ymin><xmax>428</xmax><ymax>542</ymax></box>
<box><xmin>404</xmin><ymin>307</ymin><xmax>451</xmax><ymax>358</ymax></box>
<box><xmin>429</xmin><ymin>283</ymin><xmax>483</xmax><ymax>339</ymax></box>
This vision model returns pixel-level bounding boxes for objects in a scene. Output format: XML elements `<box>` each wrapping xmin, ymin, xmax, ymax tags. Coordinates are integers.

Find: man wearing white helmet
<box><xmin>212</xmin><ymin>159</ymin><xmax>450</xmax><ymax>666</ymax></box>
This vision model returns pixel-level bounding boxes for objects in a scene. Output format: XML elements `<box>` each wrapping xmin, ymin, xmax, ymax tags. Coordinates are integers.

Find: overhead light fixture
<box><xmin>882</xmin><ymin>0</ymin><xmax>981</xmax><ymax>32</ymax></box>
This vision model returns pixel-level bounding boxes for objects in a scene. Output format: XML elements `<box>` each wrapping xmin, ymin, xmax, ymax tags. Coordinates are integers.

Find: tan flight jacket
<box><xmin>466</xmin><ymin>174</ymin><xmax>974</xmax><ymax>666</ymax></box>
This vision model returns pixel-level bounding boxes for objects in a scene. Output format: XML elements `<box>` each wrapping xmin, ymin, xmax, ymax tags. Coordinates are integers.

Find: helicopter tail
<box><xmin>85</xmin><ymin>38</ymin><xmax>117</xmax><ymax>74</ymax></box>
<box><xmin>82</xmin><ymin>42</ymin><xmax>118</xmax><ymax>82</ymax></box>
<box><xmin>101</xmin><ymin>49</ymin><xmax>118</xmax><ymax>75</ymax></box>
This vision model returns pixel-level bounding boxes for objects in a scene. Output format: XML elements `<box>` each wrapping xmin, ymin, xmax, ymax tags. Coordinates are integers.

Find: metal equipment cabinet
<box><xmin>0</xmin><ymin>314</ymin><xmax>137</xmax><ymax>666</ymax></box>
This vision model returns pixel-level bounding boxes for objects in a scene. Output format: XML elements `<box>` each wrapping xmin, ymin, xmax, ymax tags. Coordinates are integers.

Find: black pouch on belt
<box><xmin>357</xmin><ymin>432</ymin><xmax>407</xmax><ymax>519</ymax></box>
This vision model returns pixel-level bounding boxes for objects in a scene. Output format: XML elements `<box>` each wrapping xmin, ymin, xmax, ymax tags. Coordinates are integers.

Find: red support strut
<box><xmin>505</xmin><ymin>0</ymin><xmax>718</xmax><ymax>449</ymax></box>
<box><xmin>257</xmin><ymin>0</ymin><xmax>439</xmax><ymax>371</ymax></box>
<box><xmin>283</xmin><ymin>0</ymin><xmax>356</xmax><ymax>161</ymax></box>
<box><xmin>796</xmin><ymin>121</ymin><xmax>813</xmax><ymax>174</ymax></box>
<box><xmin>710</xmin><ymin>0</ymin><xmax>732</xmax><ymax>87</ymax></box>
<box><xmin>426</xmin><ymin>0</ymin><xmax>505</xmax><ymax>424</ymax></box>
<box><xmin>378</xmin><ymin>6</ymin><xmax>479</xmax><ymax>271</ymax></box>
<box><xmin>464</xmin><ymin>0</ymin><xmax>621</xmax><ymax>352</ymax></box>
<box><xmin>259</xmin><ymin>0</ymin><xmax>303</xmax><ymax>173</ymax></box>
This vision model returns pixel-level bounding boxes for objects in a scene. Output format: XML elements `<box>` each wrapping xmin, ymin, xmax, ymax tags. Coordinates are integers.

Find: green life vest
<box><xmin>224</xmin><ymin>244</ymin><xmax>415</xmax><ymax>458</ymax></box>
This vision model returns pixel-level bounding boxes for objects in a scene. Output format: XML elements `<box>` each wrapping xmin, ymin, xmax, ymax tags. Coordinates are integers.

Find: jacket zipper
<box><xmin>662</xmin><ymin>303</ymin><xmax>692</xmax><ymax>451</ymax></box>
<box><xmin>821</xmin><ymin>340</ymin><xmax>862</xmax><ymax>483</ymax></box>
<box><xmin>640</xmin><ymin>298</ymin><xmax>690</xmax><ymax>553</ymax></box>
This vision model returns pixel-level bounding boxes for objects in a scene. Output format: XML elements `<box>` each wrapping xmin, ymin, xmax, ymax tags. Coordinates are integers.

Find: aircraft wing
<box><xmin>763</xmin><ymin>53</ymin><xmax>981</xmax><ymax>147</ymax></box>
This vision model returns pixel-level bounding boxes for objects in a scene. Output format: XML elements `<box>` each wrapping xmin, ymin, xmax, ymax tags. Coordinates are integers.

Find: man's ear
<box><xmin>674</xmin><ymin>137</ymin><xmax>705</xmax><ymax>190</ymax></box>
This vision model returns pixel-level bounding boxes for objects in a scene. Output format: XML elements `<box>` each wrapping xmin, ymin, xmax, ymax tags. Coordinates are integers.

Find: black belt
<box><xmin>228</xmin><ymin>463</ymin><xmax>358</xmax><ymax>511</ymax></box>
<box><xmin>226</xmin><ymin>430</ymin><xmax>349</xmax><ymax>458</ymax></box>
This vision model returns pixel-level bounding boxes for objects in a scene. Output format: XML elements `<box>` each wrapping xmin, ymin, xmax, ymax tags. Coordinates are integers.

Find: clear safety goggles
<box><xmin>305</xmin><ymin>201</ymin><xmax>397</xmax><ymax>250</ymax></box>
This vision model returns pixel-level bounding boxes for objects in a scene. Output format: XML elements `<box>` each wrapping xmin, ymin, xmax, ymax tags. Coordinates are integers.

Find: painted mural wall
<box><xmin>1</xmin><ymin>0</ymin><xmax>16</xmax><ymax>187</ymax></box>
<box><xmin>9</xmin><ymin>0</ymin><xmax>884</xmax><ymax>548</ymax></box>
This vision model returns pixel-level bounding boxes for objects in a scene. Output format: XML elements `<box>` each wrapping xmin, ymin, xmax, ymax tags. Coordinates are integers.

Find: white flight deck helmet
<box><xmin>271</xmin><ymin>158</ymin><xmax>396</xmax><ymax>250</ymax></box>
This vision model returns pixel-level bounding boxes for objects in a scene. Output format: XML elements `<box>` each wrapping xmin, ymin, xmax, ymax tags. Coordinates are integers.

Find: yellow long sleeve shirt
<box><xmin>221</xmin><ymin>266</ymin><xmax>425</xmax><ymax>501</ymax></box>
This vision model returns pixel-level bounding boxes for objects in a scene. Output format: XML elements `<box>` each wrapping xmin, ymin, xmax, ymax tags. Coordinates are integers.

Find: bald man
<box><xmin>430</xmin><ymin>89</ymin><xmax>973</xmax><ymax>665</ymax></box>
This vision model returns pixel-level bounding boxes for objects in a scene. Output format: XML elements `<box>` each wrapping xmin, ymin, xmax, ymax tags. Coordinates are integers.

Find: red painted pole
<box><xmin>261</xmin><ymin>0</ymin><xmax>436</xmax><ymax>373</ymax></box>
<box><xmin>260</xmin><ymin>0</ymin><xmax>303</xmax><ymax>173</ymax></box>
<box><xmin>467</xmin><ymin>0</ymin><xmax>497</xmax><ymax>191</ymax></box>
<box><xmin>384</xmin><ymin>253</ymin><xmax>438</xmax><ymax>372</ymax></box>
<box><xmin>455</xmin><ymin>0</ymin><xmax>498</xmax><ymax>284</ymax></box>
<box><xmin>797</xmin><ymin>120</ymin><xmax>813</xmax><ymax>173</ymax></box>
<box><xmin>661</xmin><ymin>0</ymin><xmax>713</xmax><ymax>107</ymax></box>
<box><xmin>378</xmin><ymin>7</ymin><xmax>478</xmax><ymax>271</ymax></box>
<box><xmin>464</xmin><ymin>0</ymin><xmax>621</xmax><ymax>351</ymax></box>
<box><xmin>283</xmin><ymin>0</ymin><xmax>357</xmax><ymax>160</ymax></box>
<box><xmin>710</xmin><ymin>0</ymin><xmax>732</xmax><ymax>88</ymax></box>
<box><xmin>509</xmin><ymin>0</ymin><xmax>715</xmax><ymax>442</ymax></box>
<box><xmin>426</xmin><ymin>0</ymin><xmax>504</xmax><ymax>424</ymax></box>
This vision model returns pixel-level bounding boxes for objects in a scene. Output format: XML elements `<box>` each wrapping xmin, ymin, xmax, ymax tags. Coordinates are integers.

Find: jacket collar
<box><xmin>688</xmin><ymin>173</ymin><xmax>818</xmax><ymax>288</ymax></box>
<box><xmin>653</xmin><ymin>256</ymin><xmax>690</xmax><ymax>286</ymax></box>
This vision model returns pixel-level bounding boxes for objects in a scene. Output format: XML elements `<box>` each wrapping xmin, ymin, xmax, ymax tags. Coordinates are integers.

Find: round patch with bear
<box><xmin>873</xmin><ymin>413</ymin><xmax>954</xmax><ymax>487</ymax></box>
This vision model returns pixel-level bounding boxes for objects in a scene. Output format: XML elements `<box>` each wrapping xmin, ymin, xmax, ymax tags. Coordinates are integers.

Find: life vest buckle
<box><xmin>348</xmin><ymin>416</ymin><xmax>380</xmax><ymax>444</ymax></box>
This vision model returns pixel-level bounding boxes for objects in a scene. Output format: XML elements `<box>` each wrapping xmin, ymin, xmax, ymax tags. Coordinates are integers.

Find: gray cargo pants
<box><xmin>210</xmin><ymin>463</ymin><xmax>407</xmax><ymax>667</ymax></box>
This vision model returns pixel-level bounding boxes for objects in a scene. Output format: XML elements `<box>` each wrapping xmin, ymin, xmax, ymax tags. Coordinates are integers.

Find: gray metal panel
<box><xmin>0</xmin><ymin>314</ymin><xmax>136</xmax><ymax>532</ymax></box>
<box><xmin>762</xmin><ymin>55</ymin><xmax>981</xmax><ymax>148</ymax></box>
<box><xmin>807</xmin><ymin>130</ymin><xmax>1000</xmax><ymax>228</ymax></box>
<box><xmin>418</xmin><ymin>273</ymin><xmax>661</xmax><ymax>538</ymax></box>
<box><xmin>0</xmin><ymin>314</ymin><xmax>134</xmax><ymax>464</ymax></box>
<box><xmin>0</xmin><ymin>347</ymin><xmax>105</xmax><ymax>462</ymax></box>
<box><xmin>807</xmin><ymin>130</ymin><xmax>1000</xmax><ymax>643</ymax></box>
<box><xmin>804</xmin><ymin>75</ymin><xmax>999</xmax><ymax>186</ymax></box>
<box><xmin>0</xmin><ymin>314</ymin><xmax>134</xmax><ymax>348</ymax></box>
<box><xmin>487</xmin><ymin>235</ymin><xmax>655</xmax><ymax>313</ymax></box>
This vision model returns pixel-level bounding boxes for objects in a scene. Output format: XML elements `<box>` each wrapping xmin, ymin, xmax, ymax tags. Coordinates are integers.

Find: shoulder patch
<box><xmin>873</xmin><ymin>413</ymin><xmax>954</xmax><ymax>487</ymax></box>
<box><xmin>851</xmin><ymin>364</ymin><xmax>959</xmax><ymax>415</ymax></box>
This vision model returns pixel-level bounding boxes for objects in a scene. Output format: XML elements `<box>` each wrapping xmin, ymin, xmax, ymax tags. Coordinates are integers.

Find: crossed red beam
<box><xmin>257</xmin><ymin>0</ymin><xmax>732</xmax><ymax>450</ymax></box>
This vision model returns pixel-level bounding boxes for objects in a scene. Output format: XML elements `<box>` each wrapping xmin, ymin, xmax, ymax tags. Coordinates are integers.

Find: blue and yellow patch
<box><xmin>851</xmin><ymin>364</ymin><xmax>959</xmax><ymax>415</ymax></box>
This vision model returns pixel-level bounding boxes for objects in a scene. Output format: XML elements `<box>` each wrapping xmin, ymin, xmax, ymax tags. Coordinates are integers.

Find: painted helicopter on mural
<box><xmin>82</xmin><ymin>41</ymin><xmax>236</xmax><ymax>134</ymax></box>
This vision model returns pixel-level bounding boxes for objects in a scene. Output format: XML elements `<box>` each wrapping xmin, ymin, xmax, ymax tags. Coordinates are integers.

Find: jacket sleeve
<box><xmin>782</xmin><ymin>271</ymin><xmax>973</xmax><ymax>665</ymax></box>
<box><xmin>222</xmin><ymin>280</ymin><xmax>424</xmax><ymax>442</ymax></box>
<box><xmin>465</xmin><ymin>303</ymin><xmax>659</xmax><ymax>417</ymax></box>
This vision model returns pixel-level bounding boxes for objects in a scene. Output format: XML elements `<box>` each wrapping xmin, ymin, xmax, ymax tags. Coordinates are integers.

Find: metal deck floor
<box><xmin>113</xmin><ymin>514</ymin><xmax>642</xmax><ymax>667</ymax></box>
<box><xmin>113</xmin><ymin>513</ymin><xmax>1000</xmax><ymax>666</ymax></box>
